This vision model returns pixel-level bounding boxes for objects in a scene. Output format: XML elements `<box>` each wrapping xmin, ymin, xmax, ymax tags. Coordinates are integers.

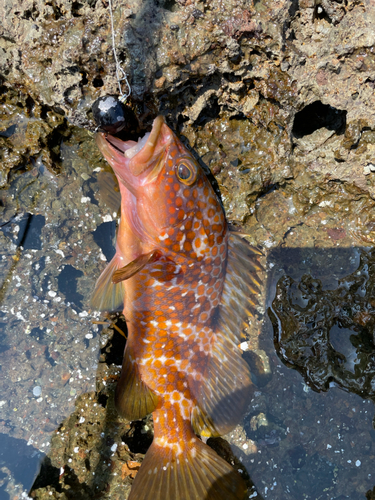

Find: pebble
<box><xmin>33</xmin><ymin>386</ymin><xmax>42</xmax><ymax>397</ymax></box>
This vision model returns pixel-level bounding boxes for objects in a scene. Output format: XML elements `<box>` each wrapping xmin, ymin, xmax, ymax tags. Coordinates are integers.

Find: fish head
<box><xmin>96</xmin><ymin>116</ymin><xmax>226</xmax><ymax>258</ymax></box>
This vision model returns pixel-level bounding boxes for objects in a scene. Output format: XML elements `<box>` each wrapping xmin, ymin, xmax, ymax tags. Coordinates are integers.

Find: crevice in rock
<box><xmin>292</xmin><ymin>101</ymin><xmax>347</xmax><ymax>138</ymax></box>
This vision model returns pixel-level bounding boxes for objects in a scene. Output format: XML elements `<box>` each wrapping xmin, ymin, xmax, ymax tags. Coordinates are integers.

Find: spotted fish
<box><xmin>92</xmin><ymin>116</ymin><xmax>263</xmax><ymax>500</ymax></box>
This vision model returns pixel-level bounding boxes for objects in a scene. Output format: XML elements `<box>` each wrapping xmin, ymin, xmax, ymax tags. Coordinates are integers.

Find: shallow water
<box><xmin>0</xmin><ymin>122</ymin><xmax>374</xmax><ymax>499</ymax></box>
<box><xmin>0</xmin><ymin>126</ymin><xmax>110</xmax><ymax>497</ymax></box>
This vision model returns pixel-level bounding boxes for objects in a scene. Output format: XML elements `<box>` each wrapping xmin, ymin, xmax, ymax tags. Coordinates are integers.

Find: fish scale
<box><xmin>92</xmin><ymin>116</ymin><xmax>263</xmax><ymax>500</ymax></box>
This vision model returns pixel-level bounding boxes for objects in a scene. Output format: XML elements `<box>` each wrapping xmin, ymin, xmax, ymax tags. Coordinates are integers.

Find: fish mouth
<box><xmin>96</xmin><ymin>116</ymin><xmax>171</xmax><ymax>181</ymax></box>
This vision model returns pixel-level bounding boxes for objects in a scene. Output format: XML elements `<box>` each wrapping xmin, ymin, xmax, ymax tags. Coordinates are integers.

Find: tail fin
<box><xmin>128</xmin><ymin>437</ymin><xmax>246</xmax><ymax>500</ymax></box>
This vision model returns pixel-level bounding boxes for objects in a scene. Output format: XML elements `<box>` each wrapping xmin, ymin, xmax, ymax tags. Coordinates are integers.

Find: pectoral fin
<box><xmin>112</xmin><ymin>250</ymin><xmax>160</xmax><ymax>283</ymax></box>
<box><xmin>91</xmin><ymin>253</ymin><xmax>125</xmax><ymax>311</ymax></box>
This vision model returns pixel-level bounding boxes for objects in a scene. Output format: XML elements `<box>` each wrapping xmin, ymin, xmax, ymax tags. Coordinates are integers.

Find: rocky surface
<box><xmin>1</xmin><ymin>0</ymin><xmax>375</xmax><ymax>498</ymax></box>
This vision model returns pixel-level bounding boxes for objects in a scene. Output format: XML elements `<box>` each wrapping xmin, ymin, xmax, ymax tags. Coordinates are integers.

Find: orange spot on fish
<box><xmin>183</xmin><ymin>241</ymin><xmax>192</xmax><ymax>252</ymax></box>
<box><xmin>200</xmin><ymin>312</ymin><xmax>208</xmax><ymax>322</ymax></box>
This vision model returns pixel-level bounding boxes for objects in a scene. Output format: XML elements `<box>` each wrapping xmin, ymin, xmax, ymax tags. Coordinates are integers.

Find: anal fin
<box><xmin>115</xmin><ymin>346</ymin><xmax>159</xmax><ymax>420</ymax></box>
<box><xmin>91</xmin><ymin>253</ymin><xmax>125</xmax><ymax>311</ymax></box>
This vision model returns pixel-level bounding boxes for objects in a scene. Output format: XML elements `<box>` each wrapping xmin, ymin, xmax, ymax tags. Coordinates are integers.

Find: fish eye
<box><xmin>176</xmin><ymin>160</ymin><xmax>197</xmax><ymax>185</ymax></box>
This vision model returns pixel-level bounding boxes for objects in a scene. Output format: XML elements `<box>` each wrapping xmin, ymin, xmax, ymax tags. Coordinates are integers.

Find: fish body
<box><xmin>93</xmin><ymin>116</ymin><xmax>262</xmax><ymax>500</ymax></box>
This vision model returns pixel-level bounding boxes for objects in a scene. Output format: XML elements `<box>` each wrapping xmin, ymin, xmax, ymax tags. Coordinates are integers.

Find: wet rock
<box><xmin>270</xmin><ymin>248</ymin><xmax>375</xmax><ymax>404</ymax></box>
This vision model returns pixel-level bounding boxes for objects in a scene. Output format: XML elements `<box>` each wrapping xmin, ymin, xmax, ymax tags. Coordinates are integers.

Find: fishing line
<box><xmin>108</xmin><ymin>0</ymin><xmax>131</xmax><ymax>102</ymax></box>
<box><xmin>92</xmin><ymin>0</ymin><xmax>136</xmax><ymax>133</ymax></box>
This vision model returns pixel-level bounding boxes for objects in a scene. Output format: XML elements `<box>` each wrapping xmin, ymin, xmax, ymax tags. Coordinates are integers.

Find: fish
<box><xmin>92</xmin><ymin>116</ymin><xmax>263</xmax><ymax>500</ymax></box>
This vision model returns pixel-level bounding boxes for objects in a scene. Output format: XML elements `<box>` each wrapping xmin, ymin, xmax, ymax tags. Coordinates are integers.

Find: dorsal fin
<box><xmin>191</xmin><ymin>233</ymin><xmax>263</xmax><ymax>437</ymax></box>
<box><xmin>216</xmin><ymin>232</ymin><xmax>264</xmax><ymax>344</ymax></box>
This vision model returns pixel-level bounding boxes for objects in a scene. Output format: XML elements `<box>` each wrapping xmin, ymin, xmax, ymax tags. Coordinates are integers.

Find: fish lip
<box><xmin>96</xmin><ymin>116</ymin><xmax>170</xmax><ymax>179</ymax></box>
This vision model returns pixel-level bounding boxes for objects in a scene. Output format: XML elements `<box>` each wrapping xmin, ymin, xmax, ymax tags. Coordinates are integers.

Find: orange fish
<box><xmin>92</xmin><ymin>116</ymin><xmax>263</xmax><ymax>500</ymax></box>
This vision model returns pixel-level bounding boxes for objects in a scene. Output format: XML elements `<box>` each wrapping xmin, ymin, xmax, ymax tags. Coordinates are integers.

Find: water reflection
<box><xmin>0</xmin><ymin>125</ymin><xmax>374</xmax><ymax>499</ymax></box>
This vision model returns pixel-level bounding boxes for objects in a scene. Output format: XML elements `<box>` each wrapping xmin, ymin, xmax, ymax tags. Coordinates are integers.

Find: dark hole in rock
<box><xmin>196</xmin><ymin>97</ymin><xmax>220</xmax><ymax>127</ymax></box>
<box><xmin>292</xmin><ymin>101</ymin><xmax>347</xmax><ymax>138</ymax></box>
<box><xmin>45</xmin><ymin>347</ymin><xmax>57</xmax><ymax>367</ymax></box>
<box><xmin>163</xmin><ymin>0</ymin><xmax>177</xmax><ymax>12</ymax></box>
<box><xmin>123</xmin><ymin>420</ymin><xmax>153</xmax><ymax>454</ymax></box>
<box><xmin>57</xmin><ymin>265</ymin><xmax>84</xmax><ymax>309</ymax></box>
<box><xmin>315</xmin><ymin>4</ymin><xmax>332</xmax><ymax>23</ymax></box>
<box><xmin>29</xmin><ymin>456</ymin><xmax>61</xmax><ymax>494</ymax></box>
<box><xmin>97</xmin><ymin>393</ymin><xmax>108</xmax><ymax>408</ymax></box>
<box><xmin>81</xmin><ymin>71</ymin><xmax>88</xmax><ymax>86</ymax></box>
<box><xmin>72</xmin><ymin>2</ymin><xmax>84</xmax><ymax>16</ymax></box>
<box><xmin>101</xmin><ymin>324</ymin><xmax>127</xmax><ymax>365</ymax></box>
<box><xmin>92</xmin><ymin>77</ymin><xmax>104</xmax><ymax>88</ymax></box>
<box><xmin>30</xmin><ymin>327</ymin><xmax>46</xmax><ymax>341</ymax></box>
<box><xmin>92</xmin><ymin>221</ymin><xmax>117</xmax><ymax>262</ymax></box>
